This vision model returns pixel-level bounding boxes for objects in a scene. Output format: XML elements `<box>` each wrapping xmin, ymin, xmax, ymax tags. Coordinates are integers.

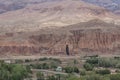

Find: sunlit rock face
<box><xmin>0</xmin><ymin>20</ymin><xmax>120</xmax><ymax>56</ymax></box>
<box><xmin>0</xmin><ymin>0</ymin><xmax>120</xmax><ymax>56</ymax></box>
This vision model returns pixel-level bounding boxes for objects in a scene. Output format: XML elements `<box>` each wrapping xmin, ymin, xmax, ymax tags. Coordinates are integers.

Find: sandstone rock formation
<box><xmin>0</xmin><ymin>20</ymin><xmax>120</xmax><ymax>56</ymax></box>
<box><xmin>0</xmin><ymin>0</ymin><xmax>120</xmax><ymax>56</ymax></box>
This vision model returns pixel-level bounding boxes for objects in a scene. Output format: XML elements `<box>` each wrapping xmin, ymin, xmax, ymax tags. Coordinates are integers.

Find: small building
<box><xmin>56</xmin><ymin>66</ymin><xmax>62</xmax><ymax>72</ymax></box>
<box><xmin>4</xmin><ymin>59</ymin><xmax>15</xmax><ymax>64</ymax></box>
<box><xmin>4</xmin><ymin>60</ymin><xmax>11</xmax><ymax>64</ymax></box>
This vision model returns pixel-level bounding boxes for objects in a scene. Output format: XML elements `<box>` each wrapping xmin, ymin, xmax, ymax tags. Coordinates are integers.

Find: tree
<box><xmin>98</xmin><ymin>58</ymin><xmax>120</xmax><ymax>68</ymax></box>
<box><xmin>42</xmin><ymin>63</ymin><xmax>49</xmax><ymax>69</ymax></box>
<box><xmin>50</xmin><ymin>62</ymin><xmax>57</xmax><ymax>69</ymax></box>
<box><xmin>80</xmin><ymin>70</ymin><xmax>86</xmax><ymax>76</ymax></box>
<box><xmin>74</xmin><ymin>59</ymin><xmax>78</xmax><ymax>65</ymax></box>
<box><xmin>86</xmin><ymin>58</ymin><xmax>98</xmax><ymax>65</ymax></box>
<box><xmin>0</xmin><ymin>62</ymin><xmax>29</xmax><ymax>80</ymax></box>
<box><xmin>36</xmin><ymin>72</ymin><xmax>44</xmax><ymax>80</ymax></box>
<box><xmin>64</xmin><ymin>67</ymin><xmax>73</xmax><ymax>73</ymax></box>
<box><xmin>74</xmin><ymin>67</ymin><xmax>79</xmax><ymax>73</ymax></box>
<box><xmin>11</xmin><ymin>64</ymin><xmax>29</xmax><ymax>80</ymax></box>
<box><xmin>48</xmin><ymin>75</ymin><xmax>56</xmax><ymax>80</ymax></box>
<box><xmin>96</xmin><ymin>69</ymin><xmax>111</xmax><ymax>75</ymax></box>
<box><xmin>83</xmin><ymin>63</ymin><xmax>94</xmax><ymax>71</ymax></box>
<box><xmin>86</xmin><ymin>75</ymin><xmax>102</xmax><ymax>80</ymax></box>
<box><xmin>116</xmin><ymin>63</ymin><xmax>120</xmax><ymax>69</ymax></box>
<box><xmin>56</xmin><ymin>74</ymin><xmax>61</xmax><ymax>80</ymax></box>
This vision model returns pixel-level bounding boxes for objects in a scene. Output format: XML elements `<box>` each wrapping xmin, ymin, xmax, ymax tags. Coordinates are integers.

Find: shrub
<box><xmin>80</xmin><ymin>70</ymin><xmax>86</xmax><ymax>76</ymax></box>
<box><xmin>73</xmin><ymin>67</ymin><xmax>79</xmax><ymax>73</ymax></box>
<box><xmin>36</xmin><ymin>72</ymin><xmax>44</xmax><ymax>80</ymax></box>
<box><xmin>86</xmin><ymin>75</ymin><xmax>102</xmax><ymax>80</ymax></box>
<box><xmin>25</xmin><ymin>59</ymin><xmax>31</xmax><ymax>62</ymax></box>
<box><xmin>64</xmin><ymin>67</ymin><xmax>74</xmax><ymax>73</ymax></box>
<box><xmin>96</xmin><ymin>69</ymin><xmax>111</xmax><ymax>75</ymax></box>
<box><xmin>86</xmin><ymin>58</ymin><xmax>98</xmax><ymax>65</ymax></box>
<box><xmin>83</xmin><ymin>63</ymin><xmax>94</xmax><ymax>71</ymax></box>
<box><xmin>0</xmin><ymin>62</ymin><xmax>30</xmax><ymax>80</ymax></box>
<box><xmin>64</xmin><ymin>67</ymin><xmax>79</xmax><ymax>73</ymax></box>
<box><xmin>39</xmin><ymin>57</ymin><xmax>48</xmax><ymax>61</ymax></box>
<box><xmin>42</xmin><ymin>63</ymin><xmax>49</xmax><ymax>69</ymax></box>
<box><xmin>98</xmin><ymin>58</ymin><xmax>112</xmax><ymax>68</ymax></box>
<box><xmin>116</xmin><ymin>63</ymin><xmax>120</xmax><ymax>69</ymax></box>
<box><xmin>48</xmin><ymin>75</ymin><xmax>56</xmax><ymax>80</ymax></box>
<box><xmin>30</xmin><ymin>63</ymin><xmax>49</xmax><ymax>69</ymax></box>
<box><xmin>110</xmin><ymin>74</ymin><xmax>120</xmax><ymax>80</ymax></box>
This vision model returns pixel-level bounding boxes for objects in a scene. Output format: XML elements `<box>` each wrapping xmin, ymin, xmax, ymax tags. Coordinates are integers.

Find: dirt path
<box><xmin>32</xmin><ymin>69</ymin><xmax>68</xmax><ymax>75</ymax></box>
<box><xmin>0</xmin><ymin>55</ymin><xmax>81</xmax><ymax>60</ymax></box>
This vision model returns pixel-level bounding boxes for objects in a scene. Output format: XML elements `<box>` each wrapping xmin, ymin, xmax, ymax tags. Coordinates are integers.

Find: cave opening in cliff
<box><xmin>66</xmin><ymin>44</ymin><xmax>70</xmax><ymax>56</ymax></box>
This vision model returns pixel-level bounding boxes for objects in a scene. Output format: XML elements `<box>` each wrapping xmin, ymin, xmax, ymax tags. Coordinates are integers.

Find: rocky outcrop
<box><xmin>0</xmin><ymin>29</ymin><xmax>120</xmax><ymax>55</ymax></box>
<box><xmin>70</xmin><ymin>29</ymin><xmax>120</xmax><ymax>52</ymax></box>
<box><xmin>0</xmin><ymin>20</ymin><xmax>120</xmax><ymax>55</ymax></box>
<box><xmin>28</xmin><ymin>29</ymin><xmax>120</xmax><ymax>55</ymax></box>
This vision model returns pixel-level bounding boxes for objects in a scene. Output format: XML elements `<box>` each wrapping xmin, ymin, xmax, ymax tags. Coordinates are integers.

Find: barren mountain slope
<box><xmin>0</xmin><ymin>0</ymin><xmax>62</xmax><ymax>14</ymax></box>
<box><xmin>0</xmin><ymin>0</ymin><xmax>119</xmax><ymax>33</ymax></box>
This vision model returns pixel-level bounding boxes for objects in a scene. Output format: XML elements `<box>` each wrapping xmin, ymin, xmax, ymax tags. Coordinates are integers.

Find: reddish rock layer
<box><xmin>0</xmin><ymin>20</ymin><xmax>120</xmax><ymax>55</ymax></box>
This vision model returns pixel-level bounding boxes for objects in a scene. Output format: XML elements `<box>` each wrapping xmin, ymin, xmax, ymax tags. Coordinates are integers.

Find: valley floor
<box><xmin>0</xmin><ymin>54</ymin><xmax>120</xmax><ymax>60</ymax></box>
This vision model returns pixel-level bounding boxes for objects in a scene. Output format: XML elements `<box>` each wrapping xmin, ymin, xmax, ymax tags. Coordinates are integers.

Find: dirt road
<box><xmin>0</xmin><ymin>55</ymin><xmax>81</xmax><ymax>60</ymax></box>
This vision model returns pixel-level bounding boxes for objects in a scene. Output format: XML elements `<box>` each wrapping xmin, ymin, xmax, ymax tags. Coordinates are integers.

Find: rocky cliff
<box><xmin>0</xmin><ymin>20</ymin><xmax>120</xmax><ymax>56</ymax></box>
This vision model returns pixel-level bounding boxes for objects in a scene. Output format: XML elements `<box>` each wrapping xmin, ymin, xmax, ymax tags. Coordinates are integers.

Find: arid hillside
<box><xmin>0</xmin><ymin>0</ymin><xmax>120</xmax><ymax>56</ymax></box>
<box><xmin>0</xmin><ymin>0</ymin><xmax>120</xmax><ymax>33</ymax></box>
<box><xmin>0</xmin><ymin>19</ymin><xmax>120</xmax><ymax>56</ymax></box>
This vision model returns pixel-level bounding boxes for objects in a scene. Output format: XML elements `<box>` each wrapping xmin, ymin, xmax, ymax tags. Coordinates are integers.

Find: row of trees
<box><xmin>36</xmin><ymin>71</ymin><xmax>120</xmax><ymax>80</ymax></box>
<box><xmin>67</xmin><ymin>74</ymin><xmax>120</xmax><ymax>80</ymax></box>
<box><xmin>36</xmin><ymin>72</ymin><xmax>66</xmax><ymax>80</ymax></box>
<box><xmin>85</xmin><ymin>57</ymin><xmax>120</xmax><ymax>68</ymax></box>
<box><xmin>0</xmin><ymin>61</ymin><xmax>31</xmax><ymax>80</ymax></box>
<box><xmin>64</xmin><ymin>66</ymin><xmax>79</xmax><ymax>73</ymax></box>
<box><xmin>15</xmin><ymin>57</ymin><xmax>61</xmax><ymax>64</ymax></box>
<box><xmin>30</xmin><ymin>62</ymin><xmax>58</xmax><ymax>70</ymax></box>
<box><xmin>82</xmin><ymin>56</ymin><xmax>120</xmax><ymax>72</ymax></box>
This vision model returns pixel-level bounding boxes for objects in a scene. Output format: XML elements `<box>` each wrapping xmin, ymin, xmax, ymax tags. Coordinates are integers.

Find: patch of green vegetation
<box><xmin>0</xmin><ymin>61</ymin><xmax>31</xmax><ymax>80</ymax></box>
<box><xmin>1</xmin><ymin>56</ymin><xmax>120</xmax><ymax>80</ymax></box>
<box><xmin>96</xmin><ymin>69</ymin><xmax>111</xmax><ymax>75</ymax></box>
<box><xmin>64</xmin><ymin>66</ymin><xmax>79</xmax><ymax>73</ymax></box>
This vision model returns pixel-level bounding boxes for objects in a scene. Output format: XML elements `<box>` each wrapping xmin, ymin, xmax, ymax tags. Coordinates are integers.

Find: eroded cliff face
<box><xmin>28</xmin><ymin>29</ymin><xmax>120</xmax><ymax>55</ymax></box>
<box><xmin>0</xmin><ymin>20</ymin><xmax>120</xmax><ymax>56</ymax></box>
<box><xmin>70</xmin><ymin>29</ymin><xmax>120</xmax><ymax>52</ymax></box>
